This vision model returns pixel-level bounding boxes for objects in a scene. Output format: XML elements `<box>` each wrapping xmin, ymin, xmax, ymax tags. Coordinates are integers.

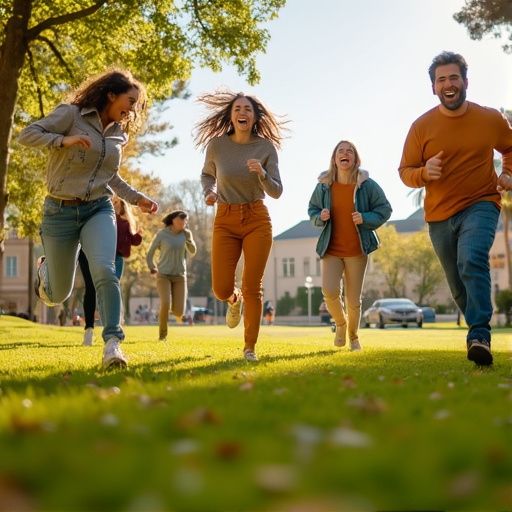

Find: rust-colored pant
<box><xmin>212</xmin><ymin>201</ymin><xmax>273</xmax><ymax>351</ymax></box>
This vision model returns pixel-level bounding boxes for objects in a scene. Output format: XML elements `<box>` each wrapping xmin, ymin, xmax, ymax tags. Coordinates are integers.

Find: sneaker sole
<box><xmin>467</xmin><ymin>345</ymin><xmax>493</xmax><ymax>366</ymax></box>
<box><xmin>103</xmin><ymin>358</ymin><xmax>127</xmax><ymax>370</ymax></box>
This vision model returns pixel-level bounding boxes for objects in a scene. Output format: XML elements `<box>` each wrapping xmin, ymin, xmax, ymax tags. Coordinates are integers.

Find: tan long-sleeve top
<box><xmin>398</xmin><ymin>102</ymin><xmax>512</xmax><ymax>222</ymax></box>
<box><xmin>201</xmin><ymin>135</ymin><xmax>283</xmax><ymax>204</ymax></box>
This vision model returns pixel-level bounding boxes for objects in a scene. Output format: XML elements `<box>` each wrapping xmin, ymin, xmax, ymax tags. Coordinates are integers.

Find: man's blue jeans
<box><xmin>428</xmin><ymin>201</ymin><xmax>499</xmax><ymax>343</ymax></box>
<box><xmin>40</xmin><ymin>196</ymin><xmax>124</xmax><ymax>342</ymax></box>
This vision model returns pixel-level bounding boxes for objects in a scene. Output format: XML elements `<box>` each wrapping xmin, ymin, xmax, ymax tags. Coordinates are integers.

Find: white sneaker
<box><xmin>226</xmin><ymin>292</ymin><xmax>243</xmax><ymax>329</ymax></box>
<box><xmin>35</xmin><ymin>256</ymin><xmax>55</xmax><ymax>307</ymax></box>
<box><xmin>82</xmin><ymin>328</ymin><xmax>94</xmax><ymax>346</ymax></box>
<box><xmin>244</xmin><ymin>349</ymin><xmax>259</xmax><ymax>362</ymax></box>
<box><xmin>102</xmin><ymin>337</ymin><xmax>127</xmax><ymax>369</ymax></box>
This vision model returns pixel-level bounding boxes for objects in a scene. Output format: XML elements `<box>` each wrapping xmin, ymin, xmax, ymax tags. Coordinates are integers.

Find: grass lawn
<box><xmin>0</xmin><ymin>315</ymin><xmax>511</xmax><ymax>511</ymax></box>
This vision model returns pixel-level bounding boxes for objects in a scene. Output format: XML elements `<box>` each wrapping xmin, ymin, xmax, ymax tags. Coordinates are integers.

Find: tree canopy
<box><xmin>0</xmin><ymin>0</ymin><xmax>286</xmax><ymax>247</ymax></box>
<box><xmin>454</xmin><ymin>0</ymin><xmax>512</xmax><ymax>52</ymax></box>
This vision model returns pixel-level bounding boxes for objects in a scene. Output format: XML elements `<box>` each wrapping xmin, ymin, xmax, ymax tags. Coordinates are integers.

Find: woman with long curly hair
<box><xmin>18</xmin><ymin>69</ymin><xmax>158</xmax><ymax>369</ymax></box>
<box><xmin>195</xmin><ymin>88</ymin><xmax>288</xmax><ymax>362</ymax></box>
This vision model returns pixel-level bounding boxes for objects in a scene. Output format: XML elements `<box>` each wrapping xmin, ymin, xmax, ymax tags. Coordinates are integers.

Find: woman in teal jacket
<box><xmin>308</xmin><ymin>140</ymin><xmax>391</xmax><ymax>350</ymax></box>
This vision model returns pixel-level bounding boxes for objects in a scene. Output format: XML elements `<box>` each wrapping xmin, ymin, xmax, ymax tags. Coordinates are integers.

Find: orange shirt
<box><xmin>399</xmin><ymin>102</ymin><xmax>512</xmax><ymax>222</ymax></box>
<box><xmin>326</xmin><ymin>182</ymin><xmax>363</xmax><ymax>257</ymax></box>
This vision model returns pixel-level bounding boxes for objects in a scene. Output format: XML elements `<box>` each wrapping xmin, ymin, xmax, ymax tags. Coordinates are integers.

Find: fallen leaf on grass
<box><xmin>170</xmin><ymin>439</ymin><xmax>200</xmax><ymax>456</ymax></box>
<box><xmin>100</xmin><ymin>413</ymin><xmax>120</xmax><ymax>426</ymax></box>
<box><xmin>239</xmin><ymin>381</ymin><xmax>254</xmax><ymax>391</ymax></box>
<box><xmin>434</xmin><ymin>409</ymin><xmax>451</xmax><ymax>420</ymax></box>
<box><xmin>172</xmin><ymin>467</ymin><xmax>204</xmax><ymax>495</ymax></box>
<box><xmin>176</xmin><ymin>407</ymin><xmax>221</xmax><ymax>430</ymax></box>
<box><xmin>10</xmin><ymin>415</ymin><xmax>44</xmax><ymax>433</ymax></box>
<box><xmin>341</xmin><ymin>375</ymin><xmax>357</xmax><ymax>388</ymax></box>
<box><xmin>255</xmin><ymin>465</ymin><xmax>297</xmax><ymax>494</ymax></box>
<box><xmin>135</xmin><ymin>394</ymin><xmax>168</xmax><ymax>408</ymax></box>
<box><xmin>347</xmin><ymin>396</ymin><xmax>388</xmax><ymax>415</ymax></box>
<box><xmin>0</xmin><ymin>477</ymin><xmax>35</xmax><ymax>512</ymax></box>
<box><xmin>291</xmin><ymin>423</ymin><xmax>322</xmax><ymax>462</ymax></box>
<box><xmin>329</xmin><ymin>427</ymin><xmax>372</xmax><ymax>448</ymax></box>
<box><xmin>213</xmin><ymin>440</ymin><xmax>244</xmax><ymax>460</ymax></box>
<box><xmin>96</xmin><ymin>387</ymin><xmax>121</xmax><ymax>400</ymax></box>
<box><xmin>448</xmin><ymin>471</ymin><xmax>481</xmax><ymax>498</ymax></box>
<box><xmin>497</xmin><ymin>379</ymin><xmax>512</xmax><ymax>389</ymax></box>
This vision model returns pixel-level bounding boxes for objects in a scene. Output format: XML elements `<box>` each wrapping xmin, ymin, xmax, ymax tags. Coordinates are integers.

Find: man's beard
<box><xmin>438</xmin><ymin>86</ymin><xmax>467</xmax><ymax>111</ymax></box>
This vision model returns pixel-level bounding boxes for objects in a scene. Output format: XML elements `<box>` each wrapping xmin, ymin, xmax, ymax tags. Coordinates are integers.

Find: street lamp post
<box><xmin>305</xmin><ymin>276</ymin><xmax>313</xmax><ymax>325</ymax></box>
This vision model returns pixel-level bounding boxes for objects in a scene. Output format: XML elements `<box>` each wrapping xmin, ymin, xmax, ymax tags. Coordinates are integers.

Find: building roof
<box><xmin>387</xmin><ymin>208</ymin><xmax>426</xmax><ymax>233</ymax></box>
<box><xmin>275</xmin><ymin>220</ymin><xmax>322</xmax><ymax>240</ymax></box>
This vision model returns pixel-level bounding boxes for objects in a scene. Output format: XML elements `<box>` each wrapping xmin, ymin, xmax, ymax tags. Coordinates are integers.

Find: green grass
<box><xmin>0</xmin><ymin>316</ymin><xmax>511</xmax><ymax>511</ymax></box>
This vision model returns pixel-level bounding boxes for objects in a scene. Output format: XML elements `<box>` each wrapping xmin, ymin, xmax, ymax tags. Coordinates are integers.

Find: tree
<box><xmin>372</xmin><ymin>225</ymin><xmax>407</xmax><ymax>297</ymax></box>
<box><xmin>373</xmin><ymin>224</ymin><xmax>445</xmax><ymax>303</ymax></box>
<box><xmin>405</xmin><ymin>229</ymin><xmax>445</xmax><ymax>305</ymax></box>
<box><xmin>454</xmin><ymin>0</ymin><xmax>512</xmax><ymax>53</ymax></box>
<box><xmin>0</xmin><ymin>0</ymin><xmax>286</xmax><ymax>267</ymax></box>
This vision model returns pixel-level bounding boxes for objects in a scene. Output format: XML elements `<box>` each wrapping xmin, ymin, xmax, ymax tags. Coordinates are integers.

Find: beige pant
<box><xmin>156</xmin><ymin>273</ymin><xmax>186</xmax><ymax>339</ymax></box>
<box><xmin>321</xmin><ymin>253</ymin><xmax>368</xmax><ymax>341</ymax></box>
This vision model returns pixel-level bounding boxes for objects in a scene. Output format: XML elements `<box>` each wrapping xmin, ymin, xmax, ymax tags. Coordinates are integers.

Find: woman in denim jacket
<box><xmin>18</xmin><ymin>69</ymin><xmax>158</xmax><ymax>369</ymax></box>
<box><xmin>308</xmin><ymin>140</ymin><xmax>391</xmax><ymax>350</ymax></box>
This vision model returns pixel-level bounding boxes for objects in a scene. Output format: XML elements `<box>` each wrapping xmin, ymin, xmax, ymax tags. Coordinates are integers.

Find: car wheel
<box><xmin>402</xmin><ymin>324</ymin><xmax>408</xmax><ymax>328</ymax></box>
<box><xmin>378</xmin><ymin>315</ymin><xmax>385</xmax><ymax>329</ymax></box>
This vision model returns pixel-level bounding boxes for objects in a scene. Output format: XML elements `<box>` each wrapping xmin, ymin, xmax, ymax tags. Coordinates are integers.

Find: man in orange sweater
<box><xmin>399</xmin><ymin>51</ymin><xmax>512</xmax><ymax>366</ymax></box>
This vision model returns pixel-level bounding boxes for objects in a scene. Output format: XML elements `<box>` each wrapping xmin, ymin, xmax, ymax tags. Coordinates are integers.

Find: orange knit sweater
<box><xmin>399</xmin><ymin>102</ymin><xmax>512</xmax><ymax>222</ymax></box>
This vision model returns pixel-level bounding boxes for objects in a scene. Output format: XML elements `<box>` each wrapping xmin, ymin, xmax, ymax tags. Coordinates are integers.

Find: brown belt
<box><xmin>47</xmin><ymin>195</ymin><xmax>90</xmax><ymax>206</ymax></box>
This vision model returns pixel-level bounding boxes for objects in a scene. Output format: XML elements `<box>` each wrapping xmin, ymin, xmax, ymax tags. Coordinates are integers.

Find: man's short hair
<box><xmin>428</xmin><ymin>51</ymin><xmax>468</xmax><ymax>84</ymax></box>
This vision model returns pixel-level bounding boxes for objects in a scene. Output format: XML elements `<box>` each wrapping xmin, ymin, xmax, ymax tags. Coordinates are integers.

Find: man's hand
<box><xmin>497</xmin><ymin>172</ymin><xmax>512</xmax><ymax>193</ymax></box>
<box><xmin>423</xmin><ymin>151</ymin><xmax>443</xmax><ymax>181</ymax></box>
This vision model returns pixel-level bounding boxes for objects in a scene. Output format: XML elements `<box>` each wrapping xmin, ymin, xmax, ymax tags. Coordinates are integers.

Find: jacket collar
<box><xmin>317</xmin><ymin>168</ymin><xmax>370</xmax><ymax>187</ymax></box>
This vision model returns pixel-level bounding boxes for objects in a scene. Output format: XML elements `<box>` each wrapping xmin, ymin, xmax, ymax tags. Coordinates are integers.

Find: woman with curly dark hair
<box><xmin>195</xmin><ymin>88</ymin><xmax>288</xmax><ymax>362</ymax></box>
<box><xmin>18</xmin><ymin>69</ymin><xmax>158</xmax><ymax>369</ymax></box>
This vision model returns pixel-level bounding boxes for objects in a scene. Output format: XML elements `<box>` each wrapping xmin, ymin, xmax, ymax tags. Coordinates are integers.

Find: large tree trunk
<box><xmin>0</xmin><ymin>0</ymin><xmax>32</xmax><ymax>295</ymax></box>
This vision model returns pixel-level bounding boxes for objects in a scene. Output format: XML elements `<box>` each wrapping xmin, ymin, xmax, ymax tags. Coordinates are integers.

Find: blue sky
<box><xmin>139</xmin><ymin>0</ymin><xmax>512</xmax><ymax>236</ymax></box>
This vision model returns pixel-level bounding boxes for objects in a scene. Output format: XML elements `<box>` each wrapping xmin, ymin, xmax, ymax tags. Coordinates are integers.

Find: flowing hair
<box><xmin>114</xmin><ymin>196</ymin><xmax>138</xmax><ymax>234</ymax></box>
<box><xmin>324</xmin><ymin>140</ymin><xmax>362</xmax><ymax>186</ymax></box>
<box><xmin>193</xmin><ymin>87</ymin><xmax>289</xmax><ymax>150</ymax></box>
<box><xmin>68</xmin><ymin>68</ymin><xmax>148</xmax><ymax>134</ymax></box>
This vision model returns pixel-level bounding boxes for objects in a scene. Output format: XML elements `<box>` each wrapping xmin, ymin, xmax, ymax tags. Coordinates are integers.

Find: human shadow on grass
<box><xmin>0</xmin><ymin>349</ymin><xmax>341</xmax><ymax>394</ymax></box>
<box><xmin>0</xmin><ymin>347</ymin><xmax>508</xmax><ymax>396</ymax></box>
<box><xmin>0</xmin><ymin>341</ymin><xmax>82</xmax><ymax>351</ymax></box>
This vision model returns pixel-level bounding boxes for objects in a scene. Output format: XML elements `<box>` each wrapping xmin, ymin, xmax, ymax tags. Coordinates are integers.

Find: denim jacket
<box><xmin>18</xmin><ymin>104</ymin><xmax>148</xmax><ymax>205</ymax></box>
<box><xmin>307</xmin><ymin>169</ymin><xmax>392</xmax><ymax>257</ymax></box>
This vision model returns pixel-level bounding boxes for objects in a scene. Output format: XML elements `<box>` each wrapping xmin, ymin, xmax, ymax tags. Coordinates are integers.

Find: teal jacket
<box><xmin>307</xmin><ymin>169</ymin><xmax>392</xmax><ymax>257</ymax></box>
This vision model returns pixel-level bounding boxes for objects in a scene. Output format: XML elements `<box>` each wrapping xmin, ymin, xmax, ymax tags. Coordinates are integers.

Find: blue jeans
<box><xmin>40</xmin><ymin>196</ymin><xmax>123</xmax><ymax>342</ymax></box>
<box><xmin>115</xmin><ymin>253</ymin><xmax>124</xmax><ymax>280</ymax></box>
<box><xmin>428</xmin><ymin>201</ymin><xmax>499</xmax><ymax>343</ymax></box>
